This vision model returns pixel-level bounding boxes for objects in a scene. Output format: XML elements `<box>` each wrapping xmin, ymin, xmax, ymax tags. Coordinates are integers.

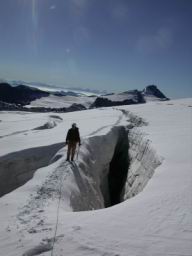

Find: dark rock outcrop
<box><xmin>119</xmin><ymin>90</ymin><xmax>145</xmax><ymax>103</ymax></box>
<box><xmin>53</xmin><ymin>91</ymin><xmax>79</xmax><ymax>97</ymax></box>
<box><xmin>67</xmin><ymin>103</ymin><xmax>86</xmax><ymax>112</ymax></box>
<box><xmin>0</xmin><ymin>101</ymin><xmax>20</xmax><ymax>111</ymax></box>
<box><xmin>91</xmin><ymin>97</ymin><xmax>139</xmax><ymax>108</ymax></box>
<box><xmin>0</xmin><ymin>100</ymin><xmax>86</xmax><ymax>113</ymax></box>
<box><xmin>0</xmin><ymin>83</ymin><xmax>49</xmax><ymax>106</ymax></box>
<box><xmin>142</xmin><ymin>85</ymin><xmax>169</xmax><ymax>100</ymax></box>
<box><xmin>91</xmin><ymin>85</ymin><xmax>168</xmax><ymax>108</ymax></box>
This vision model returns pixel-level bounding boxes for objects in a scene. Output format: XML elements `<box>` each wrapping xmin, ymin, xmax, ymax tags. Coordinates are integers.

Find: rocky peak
<box><xmin>142</xmin><ymin>85</ymin><xmax>169</xmax><ymax>100</ymax></box>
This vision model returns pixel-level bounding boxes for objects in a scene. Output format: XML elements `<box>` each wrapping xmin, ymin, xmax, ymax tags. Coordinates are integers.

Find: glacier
<box><xmin>0</xmin><ymin>98</ymin><xmax>191</xmax><ymax>256</ymax></box>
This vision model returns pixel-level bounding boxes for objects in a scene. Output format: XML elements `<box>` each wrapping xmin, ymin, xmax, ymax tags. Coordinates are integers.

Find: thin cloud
<box><xmin>71</xmin><ymin>0</ymin><xmax>88</xmax><ymax>9</ymax></box>
<box><xmin>73</xmin><ymin>26</ymin><xmax>90</xmax><ymax>45</ymax></box>
<box><xmin>66</xmin><ymin>48</ymin><xmax>71</xmax><ymax>54</ymax></box>
<box><xmin>136</xmin><ymin>27</ymin><xmax>174</xmax><ymax>54</ymax></box>
<box><xmin>110</xmin><ymin>3</ymin><xmax>129</xmax><ymax>21</ymax></box>
<box><xmin>49</xmin><ymin>5</ymin><xmax>56</xmax><ymax>10</ymax></box>
<box><xmin>70</xmin><ymin>0</ymin><xmax>90</xmax><ymax>16</ymax></box>
<box><xmin>156</xmin><ymin>28</ymin><xmax>173</xmax><ymax>49</ymax></box>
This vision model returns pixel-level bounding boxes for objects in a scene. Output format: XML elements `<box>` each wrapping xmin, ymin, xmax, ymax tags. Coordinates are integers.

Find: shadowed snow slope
<box><xmin>0</xmin><ymin>142</ymin><xmax>65</xmax><ymax>197</ymax></box>
<box><xmin>0</xmin><ymin>98</ymin><xmax>191</xmax><ymax>256</ymax></box>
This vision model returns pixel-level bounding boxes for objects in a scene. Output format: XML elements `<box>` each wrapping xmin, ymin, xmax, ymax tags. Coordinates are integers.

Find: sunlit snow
<box><xmin>0</xmin><ymin>98</ymin><xmax>191</xmax><ymax>256</ymax></box>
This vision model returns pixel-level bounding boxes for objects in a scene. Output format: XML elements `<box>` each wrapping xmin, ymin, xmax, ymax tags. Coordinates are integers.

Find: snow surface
<box><xmin>102</xmin><ymin>92</ymin><xmax>139</xmax><ymax>102</ymax></box>
<box><xmin>0</xmin><ymin>108</ymin><xmax>123</xmax><ymax>156</ymax></box>
<box><xmin>0</xmin><ymin>98</ymin><xmax>192</xmax><ymax>256</ymax></box>
<box><xmin>26</xmin><ymin>94</ymin><xmax>96</xmax><ymax>109</ymax></box>
<box><xmin>143</xmin><ymin>95</ymin><xmax>167</xmax><ymax>102</ymax></box>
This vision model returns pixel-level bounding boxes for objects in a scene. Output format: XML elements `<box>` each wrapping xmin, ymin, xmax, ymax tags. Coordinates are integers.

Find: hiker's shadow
<box><xmin>70</xmin><ymin>162</ymin><xmax>104</xmax><ymax>211</ymax></box>
<box><xmin>69</xmin><ymin>161</ymin><xmax>93</xmax><ymax>211</ymax></box>
<box><xmin>70</xmin><ymin>162</ymin><xmax>86</xmax><ymax>192</ymax></box>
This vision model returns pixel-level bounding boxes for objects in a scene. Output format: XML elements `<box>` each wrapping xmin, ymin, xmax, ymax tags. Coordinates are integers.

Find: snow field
<box><xmin>26</xmin><ymin>94</ymin><xmax>96</xmax><ymax>109</ymax></box>
<box><xmin>0</xmin><ymin>108</ymin><xmax>123</xmax><ymax>156</ymax></box>
<box><xmin>0</xmin><ymin>98</ymin><xmax>191</xmax><ymax>255</ymax></box>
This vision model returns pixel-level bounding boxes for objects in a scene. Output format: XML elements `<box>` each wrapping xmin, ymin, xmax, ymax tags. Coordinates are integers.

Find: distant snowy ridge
<box><xmin>0</xmin><ymin>83</ymin><xmax>49</xmax><ymax>106</ymax></box>
<box><xmin>92</xmin><ymin>85</ymin><xmax>169</xmax><ymax>108</ymax></box>
<box><xmin>0</xmin><ymin>83</ymin><xmax>87</xmax><ymax>112</ymax></box>
<box><xmin>142</xmin><ymin>85</ymin><xmax>169</xmax><ymax>101</ymax></box>
<box><xmin>9</xmin><ymin>80</ymin><xmax>103</xmax><ymax>96</ymax></box>
<box><xmin>0</xmin><ymin>82</ymin><xmax>169</xmax><ymax>111</ymax></box>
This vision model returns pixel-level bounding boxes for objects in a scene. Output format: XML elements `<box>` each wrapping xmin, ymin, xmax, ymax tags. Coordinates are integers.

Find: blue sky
<box><xmin>0</xmin><ymin>0</ymin><xmax>192</xmax><ymax>98</ymax></box>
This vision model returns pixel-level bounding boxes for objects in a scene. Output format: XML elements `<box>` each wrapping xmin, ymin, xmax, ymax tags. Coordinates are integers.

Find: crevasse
<box><xmin>0</xmin><ymin>113</ymin><xmax>161</xmax><ymax>211</ymax></box>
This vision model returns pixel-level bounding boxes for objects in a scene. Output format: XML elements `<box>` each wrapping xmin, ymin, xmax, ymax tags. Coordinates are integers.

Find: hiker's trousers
<box><xmin>67</xmin><ymin>141</ymin><xmax>77</xmax><ymax>161</ymax></box>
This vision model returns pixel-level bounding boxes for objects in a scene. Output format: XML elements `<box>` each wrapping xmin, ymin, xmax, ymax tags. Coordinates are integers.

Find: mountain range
<box><xmin>0</xmin><ymin>82</ymin><xmax>169</xmax><ymax>112</ymax></box>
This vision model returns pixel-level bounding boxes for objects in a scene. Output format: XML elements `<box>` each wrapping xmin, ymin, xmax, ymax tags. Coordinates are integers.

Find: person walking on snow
<box><xmin>66</xmin><ymin>123</ymin><xmax>81</xmax><ymax>161</ymax></box>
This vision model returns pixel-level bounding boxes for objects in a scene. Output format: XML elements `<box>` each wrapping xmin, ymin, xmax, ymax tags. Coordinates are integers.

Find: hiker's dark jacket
<box><xmin>66</xmin><ymin>127</ymin><xmax>80</xmax><ymax>143</ymax></box>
